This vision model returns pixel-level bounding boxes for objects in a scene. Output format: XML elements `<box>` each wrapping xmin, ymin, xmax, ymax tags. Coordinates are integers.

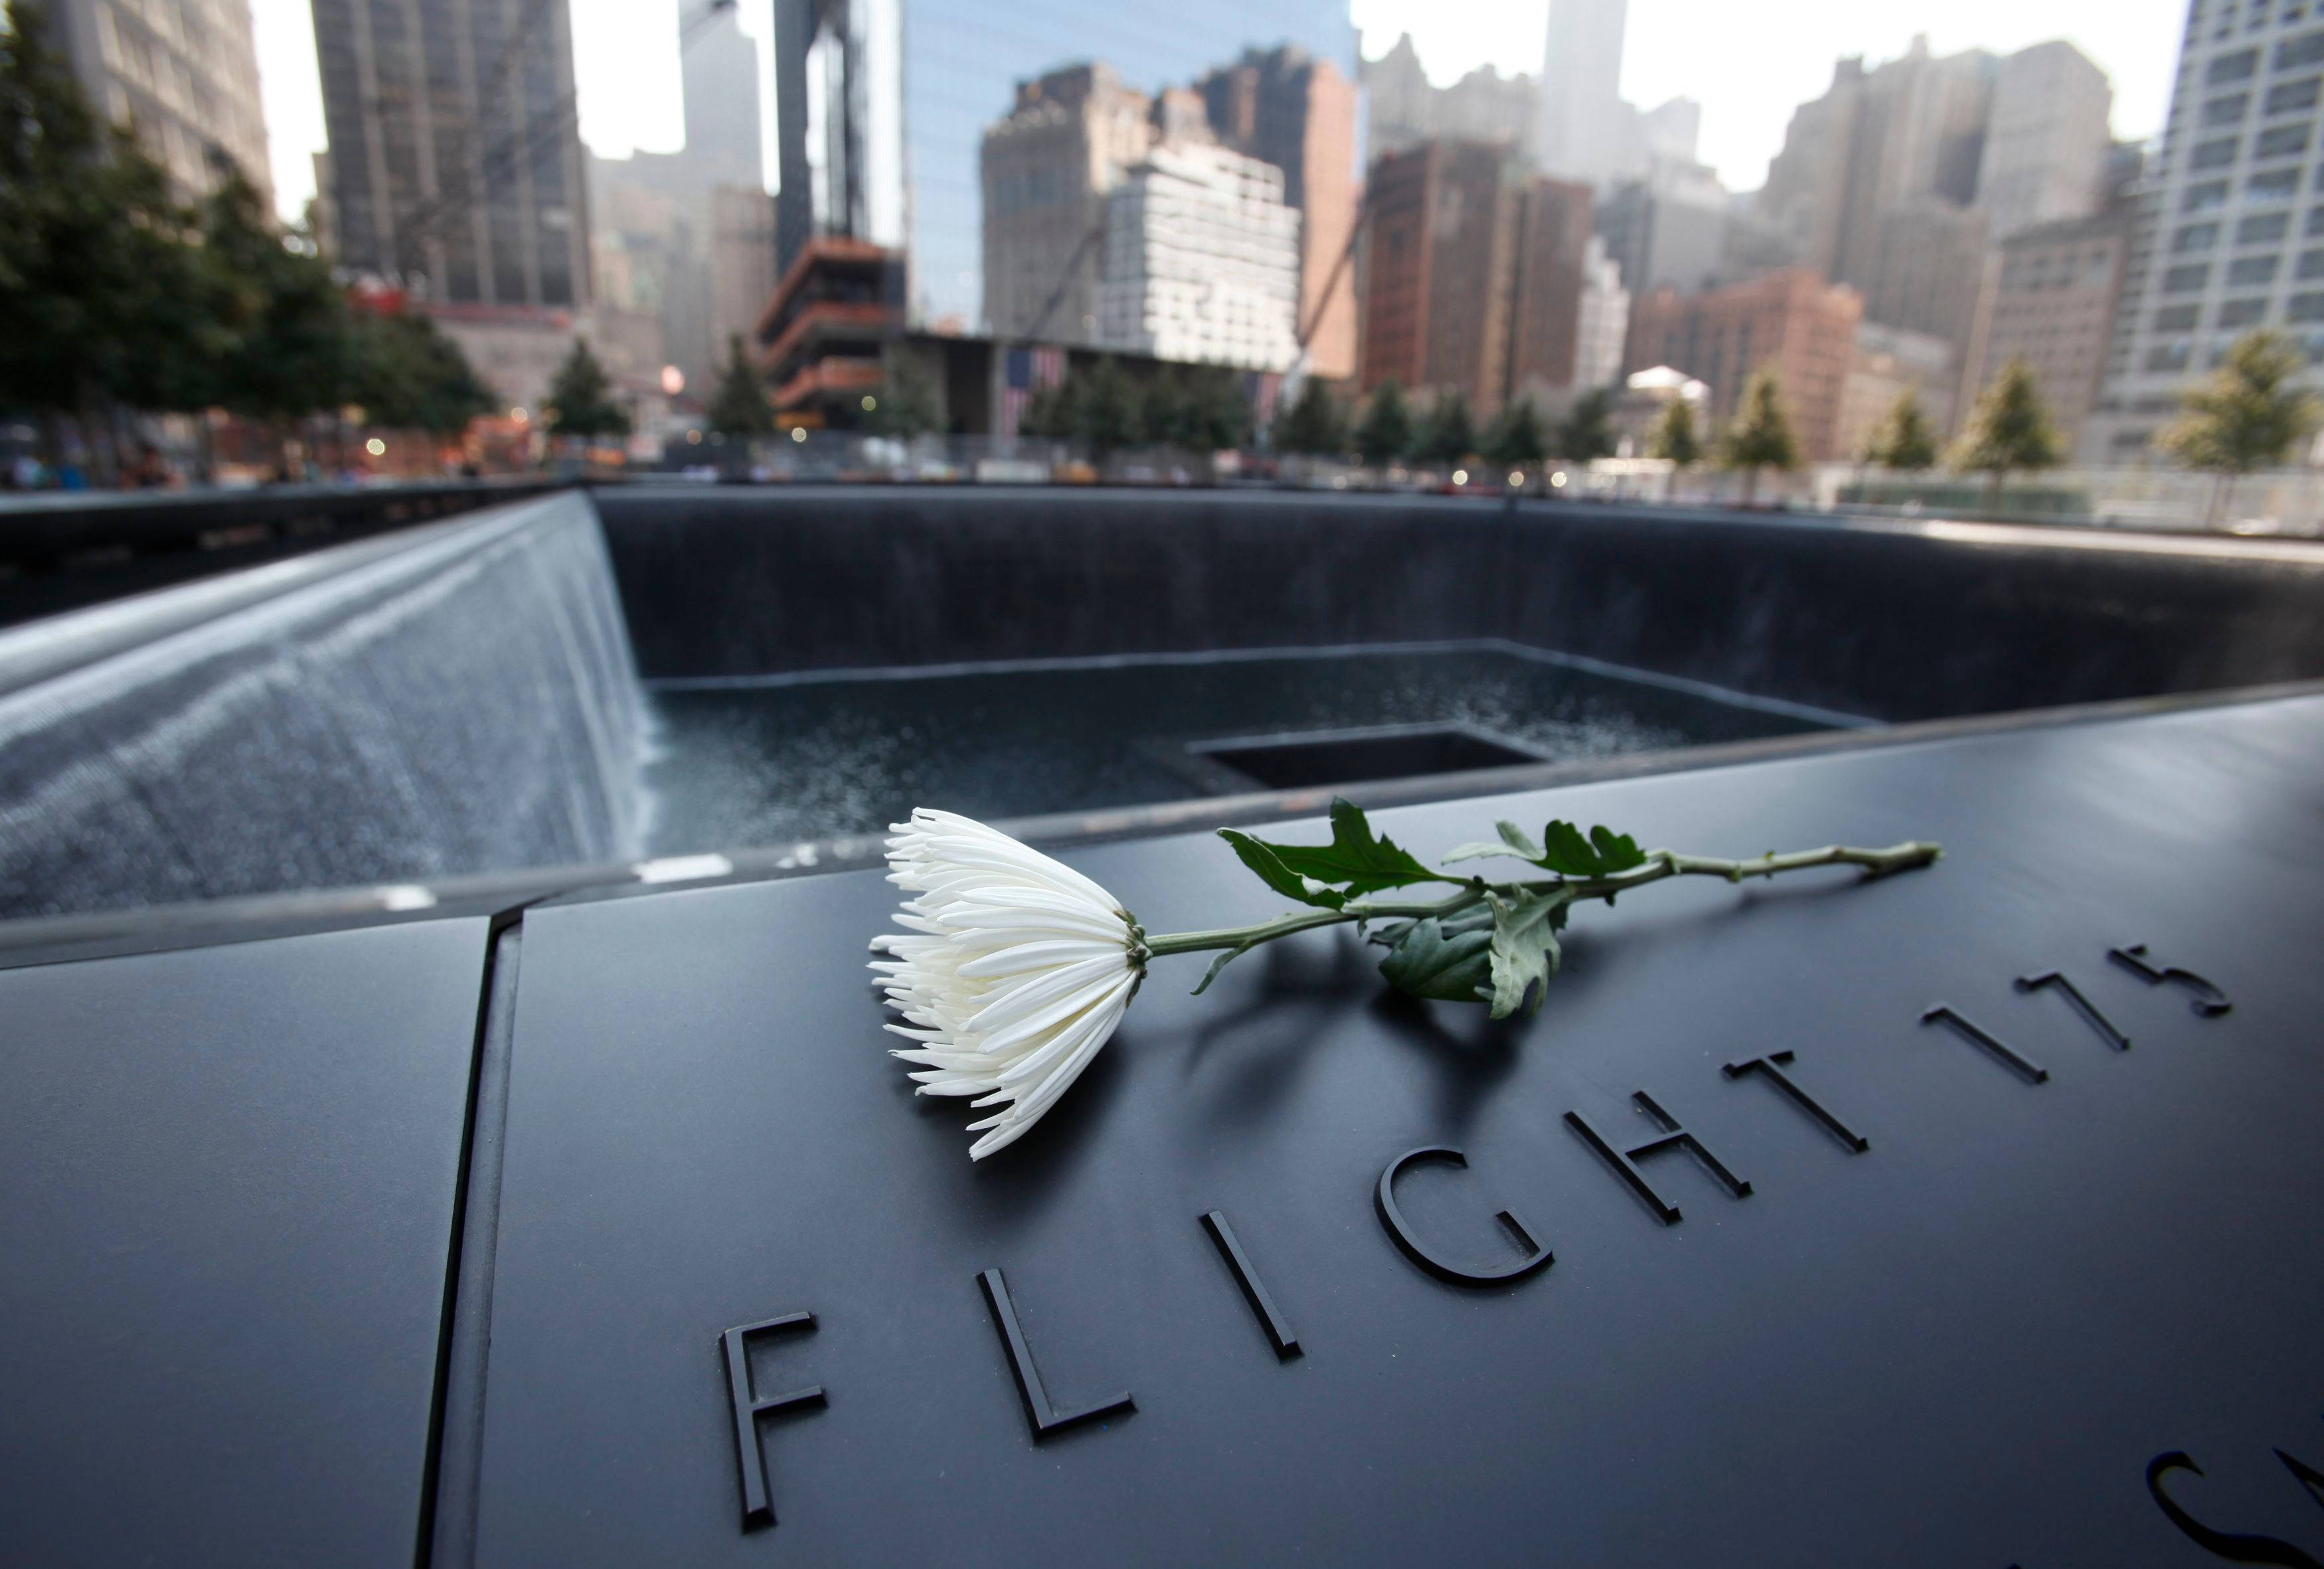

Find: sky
<box><xmin>251</xmin><ymin>0</ymin><xmax>2186</xmax><ymax>224</ymax></box>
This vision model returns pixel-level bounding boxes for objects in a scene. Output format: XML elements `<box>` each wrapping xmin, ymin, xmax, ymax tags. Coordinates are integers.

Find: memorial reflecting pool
<box><xmin>639</xmin><ymin>646</ymin><xmax>1841</xmax><ymax>853</ymax></box>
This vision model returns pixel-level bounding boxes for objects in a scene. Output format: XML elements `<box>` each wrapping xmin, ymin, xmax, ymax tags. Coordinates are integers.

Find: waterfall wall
<box><xmin>0</xmin><ymin>491</ymin><xmax>645</xmax><ymax>920</ymax></box>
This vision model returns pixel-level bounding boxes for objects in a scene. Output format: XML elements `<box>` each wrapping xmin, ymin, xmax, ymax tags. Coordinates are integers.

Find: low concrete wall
<box><xmin>0</xmin><ymin>492</ymin><xmax>645</xmax><ymax>920</ymax></box>
<box><xmin>592</xmin><ymin>487</ymin><xmax>2324</xmax><ymax>722</ymax></box>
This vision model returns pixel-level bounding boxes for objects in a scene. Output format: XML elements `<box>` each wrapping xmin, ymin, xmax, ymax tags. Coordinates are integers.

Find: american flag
<box><xmin>1001</xmin><ymin>346</ymin><xmax>1069</xmax><ymax>438</ymax></box>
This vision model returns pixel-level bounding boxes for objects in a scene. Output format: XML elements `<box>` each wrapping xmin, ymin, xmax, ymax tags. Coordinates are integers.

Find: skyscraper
<box><xmin>1195</xmin><ymin>45</ymin><xmax>1360</xmax><ymax>378</ymax></box>
<box><xmin>2088</xmin><ymin>4</ymin><xmax>2324</xmax><ymax>461</ymax></box>
<box><xmin>1624</xmin><ymin>269</ymin><xmax>1864</xmax><ymax>461</ymax></box>
<box><xmin>311</xmin><ymin>0</ymin><xmax>591</xmax><ymax>311</ymax></box>
<box><xmin>1535</xmin><ymin>0</ymin><xmax>1631</xmax><ymax>185</ymax></box>
<box><xmin>1359</xmin><ymin>141</ymin><xmax>1597</xmax><ymax>415</ymax></box>
<box><xmin>1977</xmin><ymin>42</ymin><xmax>2115</xmax><ymax>241</ymax></box>
<box><xmin>1096</xmin><ymin>141</ymin><xmax>1303</xmax><ymax>371</ymax></box>
<box><xmin>979</xmin><ymin>64</ymin><xmax>1155</xmax><ymax>345</ymax></box>
<box><xmin>46</xmin><ymin>0</ymin><xmax>272</xmax><ymax>204</ymax></box>
<box><xmin>776</xmin><ymin>1</ymin><xmax>1358</xmax><ymax>333</ymax></box>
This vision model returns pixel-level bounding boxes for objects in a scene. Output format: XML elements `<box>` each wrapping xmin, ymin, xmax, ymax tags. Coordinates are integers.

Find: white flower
<box><xmin>871</xmin><ymin>809</ymin><xmax>1145</xmax><ymax>1160</ymax></box>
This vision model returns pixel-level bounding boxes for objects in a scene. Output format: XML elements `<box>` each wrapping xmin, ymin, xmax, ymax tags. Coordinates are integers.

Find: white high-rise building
<box><xmin>48</xmin><ymin>0</ymin><xmax>271</xmax><ymax>204</ymax></box>
<box><xmin>1096</xmin><ymin>142</ymin><xmax>1302</xmax><ymax>371</ymax></box>
<box><xmin>2087</xmin><ymin>4</ymin><xmax>2324</xmax><ymax>461</ymax></box>
<box><xmin>1574</xmin><ymin>234</ymin><xmax>1631</xmax><ymax>389</ymax></box>
<box><xmin>1535</xmin><ymin>0</ymin><xmax>1631</xmax><ymax>185</ymax></box>
<box><xmin>1979</xmin><ymin>41</ymin><xmax>2116</xmax><ymax>241</ymax></box>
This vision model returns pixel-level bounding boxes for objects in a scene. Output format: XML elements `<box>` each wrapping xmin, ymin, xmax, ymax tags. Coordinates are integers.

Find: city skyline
<box><xmin>249</xmin><ymin>0</ymin><xmax>2185</xmax><ymax>226</ymax></box>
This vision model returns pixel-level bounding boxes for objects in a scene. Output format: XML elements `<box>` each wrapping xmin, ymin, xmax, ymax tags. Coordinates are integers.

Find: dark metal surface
<box><xmin>592</xmin><ymin>485</ymin><xmax>2324</xmax><ymax>721</ymax></box>
<box><xmin>0</xmin><ymin>917</ymin><xmax>493</xmax><ymax>1567</ymax></box>
<box><xmin>450</xmin><ymin>693</ymin><xmax>2324</xmax><ymax>1566</ymax></box>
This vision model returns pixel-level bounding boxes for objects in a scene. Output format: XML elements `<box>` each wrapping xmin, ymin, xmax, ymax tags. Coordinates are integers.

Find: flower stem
<box><xmin>1141</xmin><ymin>840</ymin><xmax>1940</xmax><ymax>980</ymax></box>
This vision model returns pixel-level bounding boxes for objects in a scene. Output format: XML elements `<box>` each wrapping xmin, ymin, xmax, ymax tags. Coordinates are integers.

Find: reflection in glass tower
<box><xmin>777</xmin><ymin>0</ymin><xmax>1357</xmax><ymax>351</ymax></box>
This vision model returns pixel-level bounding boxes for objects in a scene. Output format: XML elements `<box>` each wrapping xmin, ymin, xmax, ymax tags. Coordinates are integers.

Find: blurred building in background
<box><xmin>1195</xmin><ymin>45</ymin><xmax>1360</xmax><ymax>379</ymax></box>
<box><xmin>311</xmin><ymin>0</ymin><xmax>591</xmax><ymax>311</ymax></box>
<box><xmin>980</xmin><ymin>64</ymin><xmax>1160</xmax><ymax>347</ymax></box>
<box><xmin>1361</xmin><ymin>35</ymin><xmax>1534</xmax><ymax>159</ymax></box>
<box><xmin>1574</xmin><ymin>235</ymin><xmax>1631</xmax><ymax>390</ymax></box>
<box><xmin>1970</xmin><ymin>212</ymin><xmax>2127</xmax><ymax>452</ymax></box>
<box><xmin>2088</xmin><ymin>9</ymin><xmax>2324</xmax><ymax>461</ymax></box>
<box><xmin>1096</xmin><ymin>141</ymin><xmax>1303</xmax><ymax>371</ymax></box>
<box><xmin>797</xmin><ymin>0</ymin><xmax>1359</xmax><ymax>340</ymax></box>
<box><xmin>754</xmin><ymin>236</ymin><xmax>906</xmax><ymax>428</ymax></box>
<box><xmin>1624</xmin><ymin>268</ymin><xmax>1863</xmax><ymax>459</ymax></box>
<box><xmin>1359</xmin><ymin>141</ymin><xmax>1596</xmax><ymax>416</ymax></box>
<box><xmin>46</xmin><ymin>0</ymin><xmax>272</xmax><ymax>203</ymax></box>
<box><xmin>590</xmin><ymin>3</ymin><xmax>772</xmax><ymax>398</ymax></box>
<box><xmin>1835</xmin><ymin>321</ymin><xmax>1958</xmax><ymax>457</ymax></box>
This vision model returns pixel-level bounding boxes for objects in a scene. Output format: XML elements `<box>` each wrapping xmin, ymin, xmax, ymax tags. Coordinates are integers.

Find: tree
<box><xmin>1648</xmin><ymin>396</ymin><xmax>1702</xmax><ymax>501</ymax></box>
<box><xmin>1865</xmin><ymin>390</ymin><xmax>1940</xmax><ymax>471</ymax></box>
<box><xmin>870</xmin><ymin>351</ymin><xmax>941</xmax><ymax>438</ymax></box>
<box><xmin>1416</xmin><ymin>388</ymin><xmax>1477</xmax><ymax>465</ymax></box>
<box><xmin>1072</xmin><ymin>355</ymin><xmax>1140</xmax><ymax>456</ymax></box>
<box><xmin>349</xmin><ymin>305</ymin><xmax>494</xmax><ymax>435</ymax></box>
<box><xmin>1554</xmin><ymin>387</ymin><xmax>1616</xmax><ymax>461</ymax></box>
<box><xmin>1483</xmin><ymin>396</ymin><xmax>1546</xmax><ymax>467</ymax></box>
<box><xmin>0</xmin><ymin>1</ymin><xmax>216</xmax><ymax>475</ymax></box>
<box><xmin>1355</xmin><ymin>378</ymin><xmax>1414</xmax><ymax>466</ymax></box>
<box><xmin>705</xmin><ymin>332</ymin><xmax>774</xmax><ymax>437</ymax></box>
<box><xmin>1272</xmin><ymin>376</ymin><xmax>1345</xmax><ymax>456</ymax></box>
<box><xmin>1181</xmin><ymin>365</ymin><xmax>1252</xmax><ymax>451</ymax></box>
<box><xmin>1948</xmin><ymin>358</ymin><xmax>2058</xmax><ymax>509</ymax></box>
<box><xmin>544</xmin><ymin>337</ymin><xmax>631</xmax><ymax>439</ymax></box>
<box><xmin>2155</xmin><ymin>328</ymin><xmax>2324</xmax><ymax>527</ymax></box>
<box><xmin>198</xmin><ymin>170</ymin><xmax>356</xmax><ymax>453</ymax></box>
<box><xmin>1720</xmin><ymin>368</ymin><xmax>1798</xmax><ymax>505</ymax></box>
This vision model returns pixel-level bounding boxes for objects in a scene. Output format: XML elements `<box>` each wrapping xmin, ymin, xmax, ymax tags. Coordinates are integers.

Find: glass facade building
<box><xmin>781</xmin><ymin>0</ymin><xmax>1357</xmax><ymax>333</ymax></box>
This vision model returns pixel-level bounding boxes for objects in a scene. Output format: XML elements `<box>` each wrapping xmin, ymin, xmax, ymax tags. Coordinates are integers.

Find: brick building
<box><xmin>1624</xmin><ymin>268</ymin><xmax>1864</xmax><ymax>459</ymax></box>
<box><xmin>1357</xmin><ymin>141</ymin><xmax>1596</xmax><ymax>415</ymax></box>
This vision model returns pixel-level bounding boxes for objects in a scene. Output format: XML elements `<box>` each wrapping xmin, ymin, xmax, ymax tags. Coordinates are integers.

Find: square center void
<box><xmin>1190</xmin><ymin>722</ymin><xmax>1549</xmax><ymax>789</ymax></box>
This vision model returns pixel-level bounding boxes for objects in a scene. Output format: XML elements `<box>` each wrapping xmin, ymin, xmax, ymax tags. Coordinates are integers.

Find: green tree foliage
<box><xmin>705</xmin><ymin>333</ymin><xmax>774</xmax><ymax>436</ymax></box>
<box><xmin>544</xmin><ymin>337</ymin><xmax>631</xmax><ymax>439</ymax></box>
<box><xmin>1137</xmin><ymin>364</ymin><xmax>1251</xmax><ymax>451</ymax></box>
<box><xmin>349</xmin><ymin>306</ymin><xmax>495</xmax><ymax>434</ymax></box>
<box><xmin>1073</xmin><ymin>355</ymin><xmax>1140</xmax><ymax>456</ymax></box>
<box><xmin>1865</xmin><ymin>390</ymin><xmax>1940</xmax><ymax>470</ymax></box>
<box><xmin>197</xmin><ymin>171</ymin><xmax>354</xmax><ymax>429</ymax></box>
<box><xmin>1554</xmin><ymin>387</ymin><xmax>1616</xmax><ymax>461</ymax></box>
<box><xmin>0</xmin><ymin>1</ymin><xmax>212</xmax><ymax>465</ymax></box>
<box><xmin>1272</xmin><ymin>375</ymin><xmax>1345</xmax><ymax>456</ymax></box>
<box><xmin>1720</xmin><ymin>369</ymin><xmax>1798</xmax><ymax>505</ymax></box>
<box><xmin>1948</xmin><ymin>357</ymin><xmax>2058</xmax><ymax>505</ymax></box>
<box><xmin>1416</xmin><ymin>388</ymin><xmax>1477</xmax><ymax>465</ymax></box>
<box><xmin>1355</xmin><ymin>378</ymin><xmax>1414</xmax><ymax>466</ymax></box>
<box><xmin>1483</xmin><ymin>396</ymin><xmax>1546</xmax><ymax>467</ymax></box>
<box><xmin>1648</xmin><ymin>396</ymin><xmax>1701</xmax><ymax>468</ymax></box>
<box><xmin>2156</xmin><ymin>328</ymin><xmax>2324</xmax><ymax>525</ymax></box>
<box><xmin>870</xmin><ymin>351</ymin><xmax>942</xmax><ymax>438</ymax></box>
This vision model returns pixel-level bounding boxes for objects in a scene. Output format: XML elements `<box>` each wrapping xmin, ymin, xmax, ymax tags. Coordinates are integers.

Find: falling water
<box><xmin>0</xmin><ymin>492</ymin><xmax>649</xmax><ymax>920</ymax></box>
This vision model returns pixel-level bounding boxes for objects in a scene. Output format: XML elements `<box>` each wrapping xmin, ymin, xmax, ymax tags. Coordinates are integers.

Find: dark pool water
<box><xmin>640</xmin><ymin>647</ymin><xmax>1840</xmax><ymax>854</ymax></box>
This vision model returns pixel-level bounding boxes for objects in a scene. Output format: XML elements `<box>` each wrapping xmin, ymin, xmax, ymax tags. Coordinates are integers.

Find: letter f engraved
<box><xmin>721</xmin><ymin>1313</ymin><xmax>826</xmax><ymax>1530</ymax></box>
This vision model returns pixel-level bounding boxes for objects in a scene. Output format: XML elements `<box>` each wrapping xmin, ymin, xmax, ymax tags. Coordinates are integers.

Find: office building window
<box><xmin>2218</xmin><ymin>297</ymin><xmax>2271</xmax><ymax>324</ymax></box>
<box><xmin>2276</xmin><ymin>29</ymin><xmax>2324</xmax><ymax>69</ymax></box>
<box><xmin>2268</xmin><ymin>75</ymin><xmax>2324</xmax><ymax>111</ymax></box>
<box><xmin>2186</xmin><ymin>179</ymin><xmax>2233</xmax><ymax>210</ymax></box>
<box><xmin>2210</xmin><ymin>46</ymin><xmax>2260</xmax><ymax>82</ymax></box>
<box><xmin>2206</xmin><ymin>91</ymin><xmax>2253</xmax><ymax>124</ymax></box>
<box><xmin>2165</xmin><ymin>263</ymin><xmax>2213</xmax><ymax>291</ymax></box>
<box><xmin>2250</xmin><ymin>166</ymin><xmax>2302</xmax><ymax>199</ymax></box>
<box><xmin>2258</xmin><ymin>122</ymin><xmax>2314</xmax><ymax>157</ymax></box>
<box><xmin>2155</xmin><ymin>304</ymin><xmax>2203</xmax><ymax>330</ymax></box>
<box><xmin>2229</xmin><ymin>253</ymin><xmax>2283</xmax><ymax>283</ymax></box>
<box><xmin>2176</xmin><ymin>221</ymin><xmax>2224</xmax><ymax>250</ymax></box>
<box><xmin>2193</xmin><ymin>136</ymin><xmax>2241</xmax><ymax>168</ymax></box>
<box><xmin>2289</xmin><ymin>289</ymin><xmax>2324</xmax><ymax>318</ymax></box>
<box><xmin>2238</xmin><ymin>210</ymin><xmax>2292</xmax><ymax>240</ymax></box>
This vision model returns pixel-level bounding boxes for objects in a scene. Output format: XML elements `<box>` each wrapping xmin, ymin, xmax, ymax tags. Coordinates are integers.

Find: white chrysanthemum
<box><xmin>871</xmin><ymin>809</ymin><xmax>1145</xmax><ymax>1160</ymax></box>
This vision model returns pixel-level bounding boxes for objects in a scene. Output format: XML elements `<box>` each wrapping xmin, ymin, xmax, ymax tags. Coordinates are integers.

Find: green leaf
<box><xmin>1218</xmin><ymin>829</ymin><xmax>1345</xmax><ymax>910</ymax></box>
<box><xmin>1442</xmin><ymin>818</ymin><xmax>1649</xmax><ymax>878</ymax></box>
<box><xmin>1377</xmin><ymin>915</ymin><xmax>1494</xmax><ymax>1004</ymax></box>
<box><xmin>1485</xmin><ymin>891</ymin><xmax>1566</xmax><ymax>1019</ymax></box>
<box><xmin>1225</xmin><ymin>797</ymin><xmax>1440</xmax><ymax>900</ymax></box>
<box><xmin>1535</xmin><ymin>820</ymin><xmax>1648</xmax><ymax>878</ymax></box>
